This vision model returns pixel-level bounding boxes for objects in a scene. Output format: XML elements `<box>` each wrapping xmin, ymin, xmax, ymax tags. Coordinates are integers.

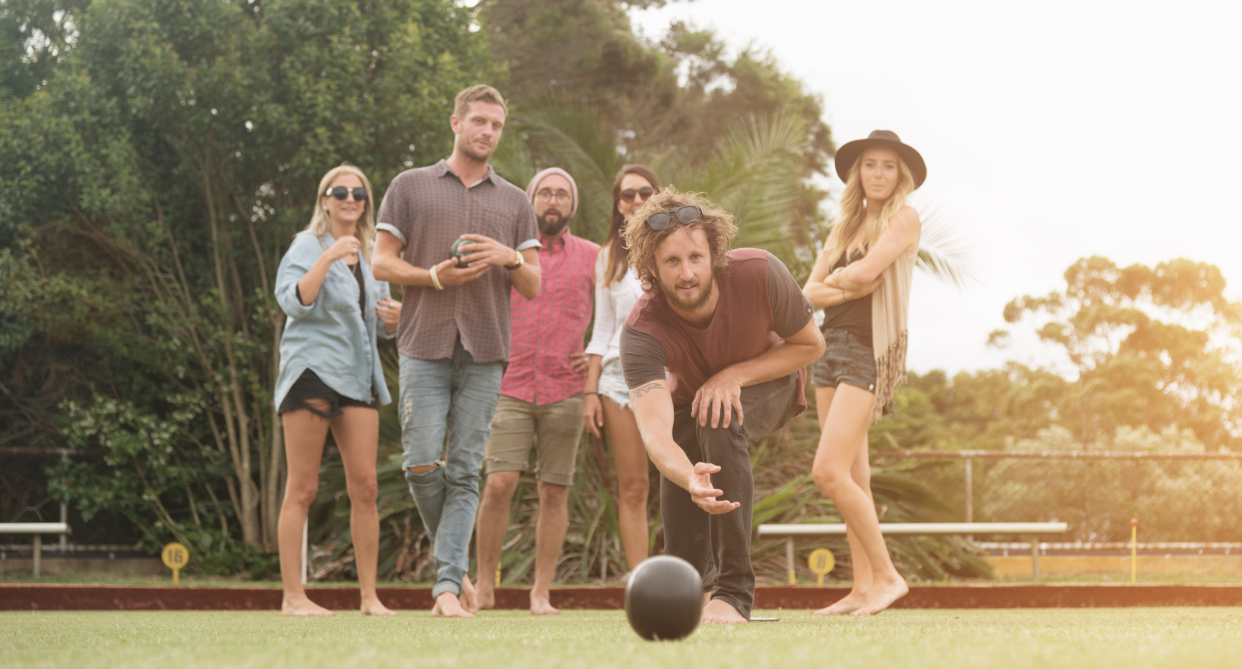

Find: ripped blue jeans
<box><xmin>399</xmin><ymin>340</ymin><xmax>504</xmax><ymax>599</ymax></box>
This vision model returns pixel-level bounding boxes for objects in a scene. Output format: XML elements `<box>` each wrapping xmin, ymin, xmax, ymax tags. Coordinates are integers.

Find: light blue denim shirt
<box><xmin>273</xmin><ymin>231</ymin><xmax>394</xmax><ymax>410</ymax></box>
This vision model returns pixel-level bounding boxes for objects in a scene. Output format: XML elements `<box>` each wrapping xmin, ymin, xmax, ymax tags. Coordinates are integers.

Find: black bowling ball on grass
<box><xmin>624</xmin><ymin>555</ymin><xmax>703</xmax><ymax>641</ymax></box>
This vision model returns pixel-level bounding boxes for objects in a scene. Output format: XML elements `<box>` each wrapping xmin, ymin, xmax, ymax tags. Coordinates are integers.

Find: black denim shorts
<box><xmin>812</xmin><ymin>328</ymin><xmax>878</xmax><ymax>392</ymax></box>
<box><xmin>278</xmin><ymin>369</ymin><xmax>376</xmax><ymax>420</ymax></box>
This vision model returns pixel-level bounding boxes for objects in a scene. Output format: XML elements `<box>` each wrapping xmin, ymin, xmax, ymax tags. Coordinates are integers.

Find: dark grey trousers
<box><xmin>661</xmin><ymin>372</ymin><xmax>800</xmax><ymax>620</ymax></box>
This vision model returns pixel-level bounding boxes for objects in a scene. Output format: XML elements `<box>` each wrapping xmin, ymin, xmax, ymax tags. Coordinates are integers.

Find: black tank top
<box><xmin>821</xmin><ymin>250</ymin><xmax>872</xmax><ymax>345</ymax></box>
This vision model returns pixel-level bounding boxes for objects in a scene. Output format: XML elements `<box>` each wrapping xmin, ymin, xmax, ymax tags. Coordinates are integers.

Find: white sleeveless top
<box><xmin>584</xmin><ymin>246</ymin><xmax>644</xmax><ymax>367</ymax></box>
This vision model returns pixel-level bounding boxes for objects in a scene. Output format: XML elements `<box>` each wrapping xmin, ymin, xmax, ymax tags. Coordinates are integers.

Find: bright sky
<box><xmin>632</xmin><ymin>0</ymin><xmax>1242</xmax><ymax>376</ymax></box>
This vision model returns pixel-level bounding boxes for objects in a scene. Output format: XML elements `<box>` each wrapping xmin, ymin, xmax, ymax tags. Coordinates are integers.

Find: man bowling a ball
<box><xmin>619</xmin><ymin>189</ymin><xmax>824</xmax><ymax>623</ymax></box>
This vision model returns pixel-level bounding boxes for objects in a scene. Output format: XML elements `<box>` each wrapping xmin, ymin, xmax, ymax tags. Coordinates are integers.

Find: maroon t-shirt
<box><xmin>619</xmin><ymin>249</ymin><xmax>814</xmax><ymax>412</ymax></box>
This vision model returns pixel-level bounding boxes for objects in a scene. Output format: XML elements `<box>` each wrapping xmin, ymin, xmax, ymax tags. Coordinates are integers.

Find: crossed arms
<box><xmin>802</xmin><ymin>206</ymin><xmax>920</xmax><ymax>308</ymax></box>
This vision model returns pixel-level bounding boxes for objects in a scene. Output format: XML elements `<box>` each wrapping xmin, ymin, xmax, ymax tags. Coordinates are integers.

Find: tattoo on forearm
<box><xmin>629</xmin><ymin>381</ymin><xmax>665</xmax><ymax>400</ymax></box>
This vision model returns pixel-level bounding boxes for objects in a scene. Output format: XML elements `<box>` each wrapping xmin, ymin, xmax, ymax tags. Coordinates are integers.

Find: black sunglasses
<box><xmin>620</xmin><ymin>187</ymin><xmax>654</xmax><ymax>203</ymax></box>
<box><xmin>644</xmin><ymin>205</ymin><xmax>702</xmax><ymax>231</ymax></box>
<box><xmin>326</xmin><ymin>186</ymin><xmax>368</xmax><ymax>201</ymax></box>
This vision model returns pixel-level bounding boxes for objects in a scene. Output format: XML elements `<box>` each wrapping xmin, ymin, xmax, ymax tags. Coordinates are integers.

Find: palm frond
<box><xmin>674</xmin><ymin>113</ymin><xmax>813</xmax><ymax>274</ymax></box>
<box><xmin>908</xmin><ymin>194</ymin><xmax>978</xmax><ymax>290</ymax></box>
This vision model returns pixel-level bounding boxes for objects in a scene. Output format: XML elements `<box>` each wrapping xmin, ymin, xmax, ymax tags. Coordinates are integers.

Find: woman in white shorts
<box><xmin>583</xmin><ymin>164</ymin><xmax>662</xmax><ymax>570</ymax></box>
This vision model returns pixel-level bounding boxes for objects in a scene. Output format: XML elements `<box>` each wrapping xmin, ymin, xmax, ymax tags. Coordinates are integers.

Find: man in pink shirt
<box><xmin>475</xmin><ymin>168</ymin><xmax>599</xmax><ymax>614</ymax></box>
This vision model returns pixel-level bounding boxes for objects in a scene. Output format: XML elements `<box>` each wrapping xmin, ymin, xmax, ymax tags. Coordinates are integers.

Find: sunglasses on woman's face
<box><xmin>644</xmin><ymin>205</ymin><xmax>702</xmax><ymax>231</ymax></box>
<box><xmin>326</xmin><ymin>186</ymin><xmax>368</xmax><ymax>201</ymax></box>
<box><xmin>620</xmin><ymin>186</ymin><xmax>654</xmax><ymax>203</ymax></box>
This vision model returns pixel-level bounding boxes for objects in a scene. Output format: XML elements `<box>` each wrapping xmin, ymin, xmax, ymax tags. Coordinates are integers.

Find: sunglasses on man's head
<box><xmin>326</xmin><ymin>186</ymin><xmax>368</xmax><ymax>201</ymax></box>
<box><xmin>644</xmin><ymin>205</ymin><xmax>702</xmax><ymax>231</ymax></box>
<box><xmin>620</xmin><ymin>187</ymin><xmax>654</xmax><ymax>203</ymax></box>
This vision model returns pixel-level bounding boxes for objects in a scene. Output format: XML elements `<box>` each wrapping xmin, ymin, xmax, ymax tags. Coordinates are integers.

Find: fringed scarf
<box><xmin>868</xmin><ymin>249</ymin><xmax>916</xmax><ymax>423</ymax></box>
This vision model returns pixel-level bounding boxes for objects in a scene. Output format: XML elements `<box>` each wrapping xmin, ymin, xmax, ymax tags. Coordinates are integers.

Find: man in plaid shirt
<box><xmin>373</xmin><ymin>85</ymin><xmax>541</xmax><ymax>618</ymax></box>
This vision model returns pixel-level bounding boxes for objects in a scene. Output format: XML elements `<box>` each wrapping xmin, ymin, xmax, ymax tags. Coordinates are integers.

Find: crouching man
<box><xmin>619</xmin><ymin>189</ymin><xmax>824</xmax><ymax>624</ymax></box>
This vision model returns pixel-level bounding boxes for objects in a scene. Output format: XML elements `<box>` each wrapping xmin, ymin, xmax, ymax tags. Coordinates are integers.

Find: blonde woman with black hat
<box><xmin>801</xmin><ymin>130</ymin><xmax>926</xmax><ymax>616</ymax></box>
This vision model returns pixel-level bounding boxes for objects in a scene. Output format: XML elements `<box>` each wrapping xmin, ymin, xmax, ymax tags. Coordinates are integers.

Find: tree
<box><xmin>0</xmin><ymin>0</ymin><xmax>492</xmax><ymax>562</ymax></box>
<box><xmin>491</xmin><ymin>96</ymin><xmax>818</xmax><ymax>271</ymax></box>
<box><xmin>0</xmin><ymin>0</ymin><xmax>90</xmax><ymax>100</ymax></box>
<box><xmin>880</xmin><ymin>365</ymin><xmax>1074</xmax><ymax>453</ymax></box>
<box><xmin>480</xmin><ymin>0</ymin><xmax>836</xmax><ymax>258</ymax></box>
<box><xmin>991</xmin><ymin>256</ymin><xmax>1242</xmax><ymax>450</ymax></box>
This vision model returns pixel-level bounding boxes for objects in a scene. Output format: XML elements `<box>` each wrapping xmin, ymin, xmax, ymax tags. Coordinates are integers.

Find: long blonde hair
<box><xmin>825</xmin><ymin>149</ymin><xmax>916</xmax><ymax>266</ymax></box>
<box><xmin>302</xmin><ymin>164</ymin><xmax>376</xmax><ymax>264</ymax></box>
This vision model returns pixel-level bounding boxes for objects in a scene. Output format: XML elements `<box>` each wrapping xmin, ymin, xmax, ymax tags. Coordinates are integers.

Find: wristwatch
<box><xmin>505</xmin><ymin>249</ymin><xmax>525</xmax><ymax>270</ymax></box>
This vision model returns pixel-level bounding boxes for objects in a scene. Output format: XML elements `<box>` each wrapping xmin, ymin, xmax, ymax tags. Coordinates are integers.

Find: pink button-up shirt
<box><xmin>501</xmin><ymin>230</ymin><xmax>599</xmax><ymax>405</ymax></box>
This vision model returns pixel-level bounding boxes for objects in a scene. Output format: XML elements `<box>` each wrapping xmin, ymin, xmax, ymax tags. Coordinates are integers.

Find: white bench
<box><xmin>0</xmin><ymin>522</ymin><xmax>70</xmax><ymax>578</ymax></box>
<box><xmin>757</xmin><ymin>522</ymin><xmax>1070</xmax><ymax>581</ymax></box>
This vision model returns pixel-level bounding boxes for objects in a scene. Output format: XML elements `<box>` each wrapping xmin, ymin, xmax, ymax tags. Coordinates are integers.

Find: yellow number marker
<box><xmin>807</xmin><ymin>548</ymin><xmax>835</xmax><ymax>586</ymax></box>
<box><xmin>161</xmin><ymin>542</ymin><xmax>190</xmax><ymax>586</ymax></box>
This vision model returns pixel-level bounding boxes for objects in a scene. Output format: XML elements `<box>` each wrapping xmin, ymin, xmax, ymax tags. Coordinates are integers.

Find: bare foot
<box><xmin>701</xmin><ymin>598</ymin><xmax>748</xmax><ymax>624</ymax></box>
<box><xmin>851</xmin><ymin>578</ymin><xmax>908</xmax><ymax>616</ymax></box>
<box><xmin>282</xmin><ymin>596</ymin><xmax>335</xmax><ymax>617</ymax></box>
<box><xmin>460</xmin><ymin>575</ymin><xmax>479</xmax><ymax>613</ymax></box>
<box><xmin>360</xmin><ymin>597</ymin><xmax>396</xmax><ymax>616</ymax></box>
<box><xmin>475</xmin><ymin>582</ymin><xmax>496</xmax><ymax>611</ymax></box>
<box><xmin>431</xmin><ymin>592</ymin><xmax>475</xmax><ymax>618</ymax></box>
<box><xmin>812</xmin><ymin>590</ymin><xmax>868</xmax><ymax>616</ymax></box>
<box><xmin>530</xmin><ymin>591</ymin><xmax>560</xmax><ymax>616</ymax></box>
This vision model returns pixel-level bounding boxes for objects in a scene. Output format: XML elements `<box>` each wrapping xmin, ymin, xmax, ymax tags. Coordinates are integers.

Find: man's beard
<box><xmin>458</xmin><ymin>138</ymin><xmax>493</xmax><ymax>163</ymax></box>
<box><xmin>659</xmin><ymin>272</ymin><xmax>714</xmax><ymax>312</ymax></box>
<box><xmin>538</xmin><ymin>209</ymin><xmax>569</xmax><ymax>237</ymax></box>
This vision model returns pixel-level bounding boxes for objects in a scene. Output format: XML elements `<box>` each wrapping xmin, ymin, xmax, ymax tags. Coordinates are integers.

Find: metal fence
<box><xmin>0</xmin><ymin>447</ymin><xmax>72</xmax><ymax>551</ymax></box>
<box><xmin>874</xmin><ymin>450</ymin><xmax>1242</xmax><ymax>543</ymax></box>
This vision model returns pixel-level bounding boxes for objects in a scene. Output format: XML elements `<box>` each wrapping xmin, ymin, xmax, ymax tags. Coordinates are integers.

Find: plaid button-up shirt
<box><xmin>377</xmin><ymin>160</ymin><xmax>541</xmax><ymax>363</ymax></box>
<box><xmin>500</xmin><ymin>230</ymin><xmax>599</xmax><ymax>405</ymax></box>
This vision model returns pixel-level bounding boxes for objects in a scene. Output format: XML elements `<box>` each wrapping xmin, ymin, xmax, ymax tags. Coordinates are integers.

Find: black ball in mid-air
<box><xmin>624</xmin><ymin>555</ymin><xmax>703</xmax><ymax>641</ymax></box>
<box><xmin>450</xmin><ymin>238</ymin><xmax>477</xmax><ymax>268</ymax></box>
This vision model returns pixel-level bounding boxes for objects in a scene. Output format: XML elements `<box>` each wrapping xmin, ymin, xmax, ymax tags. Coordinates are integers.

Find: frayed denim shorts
<box><xmin>812</xmin><ymin>328</ymin><xmax>877</xmax><ymax>392</ymax></box>
<box><xmin>597</xmin><ymin>358</ymin><xmax>632</xmax><ymax>409</ymax></box>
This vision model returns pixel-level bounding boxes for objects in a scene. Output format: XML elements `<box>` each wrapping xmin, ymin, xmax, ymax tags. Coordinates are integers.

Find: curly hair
<box><xmin>622</xmin><ymin>187</ymin><xmax>738</xmax><ymax>293</ymax></box>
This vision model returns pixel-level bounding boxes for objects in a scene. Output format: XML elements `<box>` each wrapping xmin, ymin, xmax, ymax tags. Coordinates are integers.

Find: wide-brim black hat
<box><xmin>834</xmin><ymin>130</ymin><xmax>927</xmax><ymax>189</ymax></box>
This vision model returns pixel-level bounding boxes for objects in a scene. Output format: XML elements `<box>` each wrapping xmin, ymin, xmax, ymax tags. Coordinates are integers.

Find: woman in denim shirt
<box><xmin>274</xmin><ymin>164</ymin><xmax>401</xmax><ymax>616</ymax></box>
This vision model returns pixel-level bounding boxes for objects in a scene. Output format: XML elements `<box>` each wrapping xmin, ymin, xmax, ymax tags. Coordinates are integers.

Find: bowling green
<box><xmin>3</xmin><ymin>609</ymin><xmax>1241</xmax><ymax>668</ymax></box>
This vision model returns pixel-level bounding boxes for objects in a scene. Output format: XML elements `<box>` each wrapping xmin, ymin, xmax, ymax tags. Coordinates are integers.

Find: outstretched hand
<box><xmin>688</xmin><ymin>462</ymin><xmax>739</xmax><ymax>515</ymax></box>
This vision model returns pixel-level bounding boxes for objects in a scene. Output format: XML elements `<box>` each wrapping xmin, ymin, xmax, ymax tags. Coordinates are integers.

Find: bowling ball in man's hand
<box><xmin>624</xmin><ymin>555</ymin><xmax>703</xmax><ymax>641</ymax></box>
<box><xmin>450</xmin><ymin>238</ymin><xmax>478</xmax><ymax>268</ymax></box>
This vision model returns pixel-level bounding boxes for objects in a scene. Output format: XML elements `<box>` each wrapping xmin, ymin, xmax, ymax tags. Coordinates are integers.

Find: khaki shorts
<box><xmin>484</xmin><ymin>393</ymin><xmax>584</xmax><ymax>485</ymax></box>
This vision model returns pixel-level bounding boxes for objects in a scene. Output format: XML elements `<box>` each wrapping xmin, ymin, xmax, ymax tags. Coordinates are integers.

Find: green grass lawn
<box><xmin>3</xmin><ymin>608</ymin><xmax>1242</xmax><ymax>669</ymax></box>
